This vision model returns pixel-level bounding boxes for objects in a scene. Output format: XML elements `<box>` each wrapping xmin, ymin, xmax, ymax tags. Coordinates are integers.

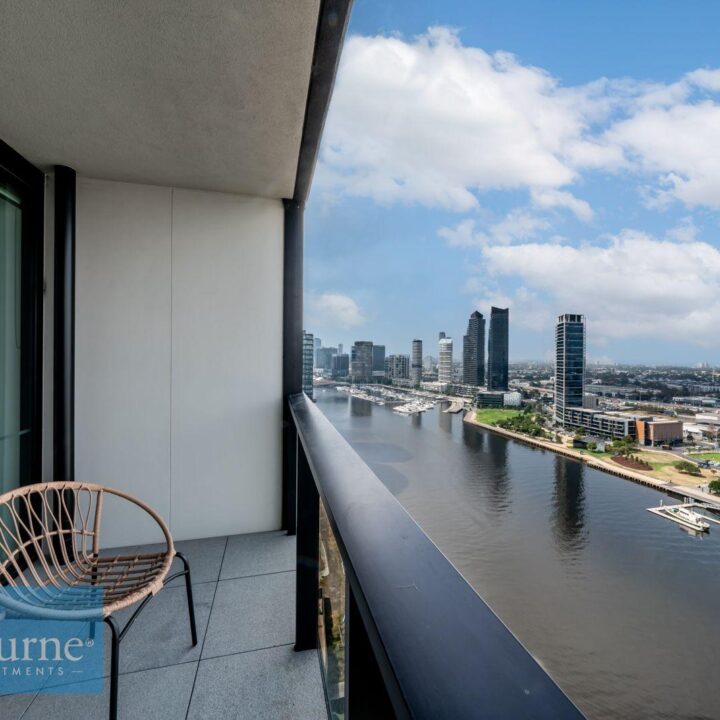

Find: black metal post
<box><xmin>175</xmin><ymin>552</ymin><xmax>198</xmax><ymax>646</ymax></box>
<box><xmin>53</xmin><ymin>165</ymin><xmax>76</xmax><ymax>483</ymax></box>
<box><xmin>295</xmin><ymin>438</ymin><xmax>319</xmax><ymax>651</ymax></box>
<box><xmin>282</xmin><ymin>199</ymin><xmax>303</xmax><ymax>535</ymax></box>
<box><xmin>346</xmin><ymin>581</ymin><xmax>396</xmax><ymax>719</ymax></box>
<box><xmin>105</xmin><ymin>616</ymin><xmax>120</xmax><ymax>720</ymax></box>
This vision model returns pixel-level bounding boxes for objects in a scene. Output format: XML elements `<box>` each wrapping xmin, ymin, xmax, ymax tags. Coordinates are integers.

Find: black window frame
<box><xmin>0</xmin><ymin>139</ymin><xmax>45</xmax><ymax>490</ymax></box>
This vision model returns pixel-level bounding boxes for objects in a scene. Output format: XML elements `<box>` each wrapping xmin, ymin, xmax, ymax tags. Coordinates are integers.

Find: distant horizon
<box><xmin>305</xmin><ymin>0</ymin><xmax>720</xmax><ymax>367</ymax></box>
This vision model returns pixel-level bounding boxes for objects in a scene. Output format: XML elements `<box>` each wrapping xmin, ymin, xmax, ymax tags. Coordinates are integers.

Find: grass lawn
<box><xmin>689</xmin><ymin>452</ymin><xmax>720</xmax><ymax>462</ymax></box>
<box><xmin>475</xmin><ymin>408</ymin><xmax>522</xmax><ymax>425</ymax></box>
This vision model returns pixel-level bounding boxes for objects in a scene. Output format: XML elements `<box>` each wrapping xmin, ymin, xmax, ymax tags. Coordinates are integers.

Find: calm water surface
<box><xmin>316</xmin><ymin>388</ymin><xmax>720</xmax><ymax>720</ymax></box>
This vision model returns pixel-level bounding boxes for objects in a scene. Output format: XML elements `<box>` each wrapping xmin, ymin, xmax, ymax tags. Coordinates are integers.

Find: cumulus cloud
<box><xmin>317</xmin><ymin>27</ymin><xmax>607</xmax><ymax>211</ymax></box>
<box><xmin>479</xmin><ymin>230</ymin><xmax>720</xmax><ymax>345</ymax></box>
<box><xmin>306</xmin><ymin>293</ymin><xmax>366</xmax><ymax>330</ymax></box>
<box><xmin>317</xmin><ymin>26</ymin><xmax>720</xmax><ymax>215</ymax></box>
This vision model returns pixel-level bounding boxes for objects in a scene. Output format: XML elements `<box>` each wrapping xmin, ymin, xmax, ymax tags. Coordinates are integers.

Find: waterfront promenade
<box><xmin>463</xmin><ymin>411</ymin><xmax>720</xmax><ymax>507</ymax></box>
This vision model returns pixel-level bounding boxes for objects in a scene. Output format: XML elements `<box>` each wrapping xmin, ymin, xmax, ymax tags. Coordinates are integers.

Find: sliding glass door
<box><xmin>0</xmin><ymin>142</ymin><xmax>43</xmax><ymax>496</ymax></box>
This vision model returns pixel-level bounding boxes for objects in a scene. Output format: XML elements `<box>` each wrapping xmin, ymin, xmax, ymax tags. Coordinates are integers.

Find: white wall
<box><xmin>75</xmin><ymin>178</ymin><xmax>283</xmax><ymax>546</ymax></box>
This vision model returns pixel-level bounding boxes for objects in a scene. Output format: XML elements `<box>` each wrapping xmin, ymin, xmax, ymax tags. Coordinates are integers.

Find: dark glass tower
<box><xmin>555</xmin><ymin>314</ymin><xmax>585</xmax><ymax>424</ymax></box>
<box><xmin>462</xmin><ymin>311</ymin><xmax>485</xmax><ymax>386</ymax></box>
<box><xmin>487</xmin><ymin>307</ymin><xmax>509</xmax><ymax>391</ymax></box>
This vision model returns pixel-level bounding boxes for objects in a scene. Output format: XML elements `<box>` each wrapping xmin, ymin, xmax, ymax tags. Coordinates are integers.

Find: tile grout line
<box><xmin>218</xmin><ymin>567</ymin><xmax>296</xmax><ymax>583</ymax></box>
<box><xmin>183</xmin><ymin>535</ymin><xmax>229</xmax><ymax>720</ymax></box>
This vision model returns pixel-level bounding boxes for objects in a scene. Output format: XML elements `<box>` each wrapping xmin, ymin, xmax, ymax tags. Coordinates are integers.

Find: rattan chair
<box><xmin>0</xmin><ymin>481</ymin><xmax>197</xmax><ymax>719</ymax></box>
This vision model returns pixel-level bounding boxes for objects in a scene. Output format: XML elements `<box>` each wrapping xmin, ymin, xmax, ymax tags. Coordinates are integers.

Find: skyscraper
<box><xmin>338</xmin><ymin>343</ymin><xmax>343</xmax><ymax>355</ymax></box>
<box><xmin>438</xmin><ymin>337</ymin><xmax>453</xmax><ymax>384</ymax></box>
<box><xmin>302</xmin><ymin>331</ymin><xmax>314</xmax><ymax>399</ymax></box>
<box><xmin>487</xmin><ymin>307</ymin><xmax>509</xmax><ymax>391</ymax></box>
<box><xmin>372</xmin><ymin>344</ymin><xmax>386</xmax><ymax>373</ymax></box>
<box><xmin>351</xmin><ymin>341</ymin><xmax>373</xmax><ymax>382</ymax></box>
<box><xmin>462</xmin><ymin>311</ymin><xmax>485</xmax><ymax>386</ymax></box>
<box><xmin>411</xmin><ymin>339</ymin><xmax>423</xmax><ymax>384</ymax></box>
<box><xmin>555</xmin><ymin>314</ymin><xmax>585</xmax><ymax>425</ymax></box>
<box><xmin>439</xmin><ymin>331</ymin><xmax>446</xmax><ymax>340</ymax></box>
<box><xmin>331</xmin><ymin>353</ymin><xmax>349</xmax><ymax>378</ymax></box>
<box><xmin>385</xmin><ymin>354</ymin><xmax>410</xmax><ymax>379</ymax></box>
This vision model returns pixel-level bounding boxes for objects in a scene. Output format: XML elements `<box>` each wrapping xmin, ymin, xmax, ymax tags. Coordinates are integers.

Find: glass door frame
<box><xmin>0</xmin><ymin>139</ymin><xmax>44</xmax><ymax>489</ymax></box>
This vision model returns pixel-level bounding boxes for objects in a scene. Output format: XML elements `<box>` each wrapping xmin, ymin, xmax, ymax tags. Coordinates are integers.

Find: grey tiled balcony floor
<box><xmin>0</xmin><ymin>532</ymin><xmax>328</xmax><ymax>720</ymax></box>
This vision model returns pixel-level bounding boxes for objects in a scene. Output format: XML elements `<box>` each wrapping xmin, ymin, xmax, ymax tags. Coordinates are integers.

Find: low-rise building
<box><xmin>636</xmin><ymin>418</ymin><xmax>684</xmax><ymax>447</ymax></box>
<box><xmin>561</xmin><ymin>407</ymin><xmax>636</xmax><ymax>440</ymax></box>
<box><xmin>475</xmin><ymin>390</ymin><xmax>522</xmax><ymax>408</ymax></box>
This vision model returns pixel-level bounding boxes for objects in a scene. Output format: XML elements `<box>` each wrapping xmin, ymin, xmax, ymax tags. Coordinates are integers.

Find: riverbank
<box><xmin>463</xmin><ymin>411</ymin><xmax>720</xmax><ymax>507</ymax></box>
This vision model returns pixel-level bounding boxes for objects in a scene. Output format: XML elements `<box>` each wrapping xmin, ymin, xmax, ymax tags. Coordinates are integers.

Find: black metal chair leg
<box><xmin>175</xmin><ymin>551</ymin><xmax>198</xmax><ymax>646</ymax></box>
<box><xmin>105</xmin><ymin>616</ymin><xmax>121</xmax><ymax>720</ymax></box>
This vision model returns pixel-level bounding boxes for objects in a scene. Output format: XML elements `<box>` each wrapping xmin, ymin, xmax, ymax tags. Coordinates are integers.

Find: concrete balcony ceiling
<box><xmin>0</xmin><ymin>0</ymin><xmax>320</xmax><ymax>198</ymax></box>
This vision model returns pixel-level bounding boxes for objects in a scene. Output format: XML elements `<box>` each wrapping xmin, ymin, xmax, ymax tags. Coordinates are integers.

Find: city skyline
<box><xmin>305</xmin><ymin>0</ymin><xmax>720</xmax><ymax>366</ymax></box>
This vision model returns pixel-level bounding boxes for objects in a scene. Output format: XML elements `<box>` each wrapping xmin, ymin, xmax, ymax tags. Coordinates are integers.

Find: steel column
<box><xmin>53</xmin><ymin>165</ymin><xmax>76</xmax><ymax>483</ymax></box>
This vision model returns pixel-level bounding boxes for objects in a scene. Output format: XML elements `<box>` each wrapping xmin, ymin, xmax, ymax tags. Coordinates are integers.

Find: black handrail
<box><xmin>289</xmin><ymin>392</ymin><xmax>585</xmax><ymax>719</ymax></box>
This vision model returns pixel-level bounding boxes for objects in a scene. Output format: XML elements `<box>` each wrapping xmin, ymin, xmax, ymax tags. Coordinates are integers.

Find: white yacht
<box><xmin>647</xmin><ymin>503</ymin><xmax>710</xmax><ymax>532</ymax></box>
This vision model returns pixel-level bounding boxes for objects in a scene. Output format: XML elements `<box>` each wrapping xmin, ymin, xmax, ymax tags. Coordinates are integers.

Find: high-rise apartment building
<box><xmin>316</xmin><ymin>346</ymin><xmax>337</xmax><ymax>371</ymax></box>
<box><xmin>351</xmin><ymin>341</ymin><xmax>373</xmax><ymax>382</ymax></box>
<box><xmin>438</xmin><ymin>337</ymin><xmax>453</xmax><ymax>384</ymax></box>
<box><xmin>372</xmin><ymin>344</ymin><xmax>386</xmax><ymax>373</ymax></box>
<box><xmin>302</xmin><ymin>331</ymin><xmax>314</xmax><ymax>399</ymax></box>
<box><xmin>385</xmin><ymin>354</ymin><xmax>410</xmax><ymax>379</ymax></box>
<box><xmin>331</xmin><ymin>353</ymin><xmax>349</xmax><ymax>378</ymax></box>
<box><xmin>411</xmin><ymin>339</ymin><xmax>423</xmax><ymax>384</ymax></box>
<box><xmin>462</xmin><ymin>311</ymin><xmax>485</xmax><ymax>386</ymax></box>
<box><xmin>487</xmin><ymin>307</ymin><xmax>509</xmax><ymax>391</ymax></box>
<box><xmin>555</xmin><ymin>314</ymin><xmax>585</xmax><ymax>424</ymax></box>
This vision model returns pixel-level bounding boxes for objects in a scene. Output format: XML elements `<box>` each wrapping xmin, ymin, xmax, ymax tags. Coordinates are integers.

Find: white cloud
<box><xmin>318</xmin><ymin>27</ymin><xmax>606</xmax><ymax>211</ymax></box>
<box><xmin>530</xmin><ymin>189</ymin><xmax>594</xmax><ymax>221</ymax></box>
<box><xmin>665</xmin><ymin>216</ymin><xmax>698</xmax><ymax>243</ymax></box>
<box><xmin>439</xmin><ymin>209</ymin><xmax>550</xmax><ymax>247</ymax></box>
<box><xmin>306</xmin><ymin>293</ymin><xmax>366</xmax><ymax>329</ymax></box>
<box><xmin>318</xmin><ymin>26</ymin><xmax>720</xmax><ymax>215</ymax></box>
<box><xmin>607</xmin><ymin>101</ymin><xmax>720</xmax><ymax>209</ymax></box>
<box><xmin>480</xmin><ymin>230</ymin><xmax>720</xmax><ymax>345</ymax></box>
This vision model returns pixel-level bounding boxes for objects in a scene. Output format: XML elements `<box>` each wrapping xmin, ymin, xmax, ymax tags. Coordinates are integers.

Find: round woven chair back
<box><xmin>0</xmin><ymin>481</ymin><xmax>174</xmax><ymax>619</ymax></box>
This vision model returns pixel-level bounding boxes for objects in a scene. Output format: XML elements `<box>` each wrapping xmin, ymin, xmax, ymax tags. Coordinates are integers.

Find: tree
<box><xmin>674</xmin><ymin>460</ymin><xmax>702</xmax><ymax>476</ymax></box>
<box><xmin>709</xmin><ymin>479</ymin><xmax>720</xmax><ymax>494</ymax></box>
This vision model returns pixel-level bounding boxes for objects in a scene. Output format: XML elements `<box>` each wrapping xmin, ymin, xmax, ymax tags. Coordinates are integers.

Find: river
<box><xmin>315</xmin><ymin>388</ymin><xmax>720</xmax><ymax>720</ymax></box>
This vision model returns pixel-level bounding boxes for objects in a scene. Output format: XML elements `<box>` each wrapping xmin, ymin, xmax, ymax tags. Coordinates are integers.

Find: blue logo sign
<box><xmin>0</xmin><ymin>587</ymin><xmax>104</xmax><ymax>695</ymax></box>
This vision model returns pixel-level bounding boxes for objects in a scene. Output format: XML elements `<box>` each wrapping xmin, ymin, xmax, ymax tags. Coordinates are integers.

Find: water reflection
<box><xmin>484</xmin><ymin>431</ymin><xmax>511</xmax><ymax>512</ymax></box>
<box><xmin>350</xmin><ymin>396</ymin><xmax>371</xmax><ymax>416</ymax></box>
<box><xmin>552</xmin><ymin>456</ymin><xmax>587</xmax><ymax>553</ymax></box>
<box><xmin>437</xmin><ymin>406</ymin><xmax>452</xmax><ymax>433</ymax></box>
<box><xmin>411</xmin><ymin>413</ymin><xmax>422</xmax><ymax>428</ymax></box>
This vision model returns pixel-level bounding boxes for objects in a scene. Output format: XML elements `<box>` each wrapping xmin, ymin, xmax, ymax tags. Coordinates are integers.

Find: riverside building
<box><xmin>462</xmin><ymin>311</ymin><xmax>485</xmax><ymax>387</ymax></box>
<box><xmin>411</xmin><ymin>339</ymin><xmax>423</xmax><ymax>384</ymax></box>
<box><xmin>302</xmin><ymin>331</ymin><xmax>314</xmax><ymax>399</ymax></box>
<box><xmin>438</xmin><ymin>337</ymin><xmax>454</xmax><ymax>384</ymax></box>
<box><xmin>487</xmin><ymin>307</ymin><xmax>509</xmax><ymax>391</ymax></box>
<box><xmin>555</xmin><ymin>314</ymin><xmax>585</xmax><ymax>425</ymax></box>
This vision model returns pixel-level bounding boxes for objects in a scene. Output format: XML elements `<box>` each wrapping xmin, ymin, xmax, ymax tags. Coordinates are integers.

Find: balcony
<box><xmin>1</xmin><ymin>2</ymin><xmax>585</xmax><ymax>718</ymax></box>
<box><xmin>1</xmin><ymin>532</ymin><xmax>325</xmax><ymax>720</ymax></box>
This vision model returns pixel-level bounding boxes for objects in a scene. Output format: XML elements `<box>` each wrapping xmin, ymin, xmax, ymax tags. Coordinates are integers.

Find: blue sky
<box><xmin>304</xmin><ymin>0</ymin><xmax>720</xmax><ymax>365</ymax></box>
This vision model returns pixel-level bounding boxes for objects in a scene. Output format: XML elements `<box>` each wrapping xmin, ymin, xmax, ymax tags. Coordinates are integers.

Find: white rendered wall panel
<box><xmin>75</xmin><ymin>178</ymin><xmax>172</xmax><ymax>546</ymax></box>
